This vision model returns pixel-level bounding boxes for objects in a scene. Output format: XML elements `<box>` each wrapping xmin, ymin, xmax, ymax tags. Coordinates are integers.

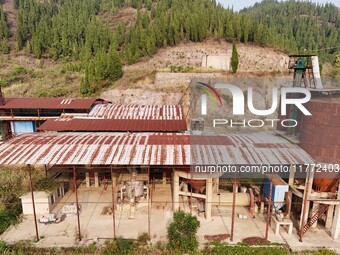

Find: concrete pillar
<box><xmin>205</xmin><ymin>178</ymin><xmax>213</xmax><ymax>221</ymax></box>
<box><xmin>287</xmin><ymin>191</ymin><xmax>293</xmax><ymax>217</ymax></box>
<box><xmin>172</xmin><ymin>171</ymin><xmax>179</xmax><ymax>211</ymax></box>
<box><xmin>331</xmin><ymin>184</ymin><xmax>340</xmax><ymax>239</ymax></box>
<box><xmin>300</xmin><ymin>171</ymin><xmax>314</xmax><ymax>229</ymax></box>
<box><xmin>94</xmin><ymin>172</ymin><xmax>99</xmax><ymax>188</ymax></box>
<box><xmin>288</xmin><ymin>164</ymin><xmax>295</xmax><ymax>186</ymax></box>
<box><xmin>162</xmin><ymin>172</ymin><xmax>167</xmax><ymax>186</ymax></box>
<box><xmin>112</xmin><ymin>174</ymin><xmax>117</xmax><ymax>204</ymax></box>
<box><xmin>86</xmin><ymin>172</ymin><xmax>90</xmax><ymax>188</ymax></box>
<box><xmin>311</xmin><ymin>202</ymin><xmax>319</xmax><ymax>228</ymax></box>
<box><xmin>326</xmin><ymin>205</ymin><xmax>334</xmax><ymax>229</ymax></box>
<box><xmin>213</xmin><ymin>178</ymin><xmax>219</xmax><ymax>193</ymax></box>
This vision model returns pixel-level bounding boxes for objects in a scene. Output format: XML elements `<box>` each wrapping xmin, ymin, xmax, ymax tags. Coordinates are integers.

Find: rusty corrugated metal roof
<box><xmin>37</xmin><ymin>118</ymin><xmax>187</xmax><ymax>132</ymax></box>
<box><xmin>89</xmin><ymin>104</ymin><xmax>184</xmax><ymax>120</ymax></box>
<box><xmin>0</xmin><ymin>98</ymin><xmax>103</xmax><ymax>110</ymax></box>
<box><xmin>38</xmin><ymin>104</ymin><xmax>187</xmax><ymax>132</ymax></box>
<box><xmin>0</xmin><ymin>132</ymin><xmax>314</xmax><ymax>165</ymax></box>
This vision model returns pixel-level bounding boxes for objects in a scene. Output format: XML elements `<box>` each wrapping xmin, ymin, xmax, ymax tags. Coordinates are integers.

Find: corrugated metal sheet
<box><xmin>38</xmin><ymin>104</ymin><xmax>187</xmax><ymax>132</ymax></box>
<box><xmin>89</xmin><ymin>104</ymin><xmax>184</xmax><ymax>120</ymax></box>
<box><xmin>37</xmin><ymin>119</ymin><xmax>187</xmax><ymax>132</ymax></box>
<box><xmin>0</xmin><ymin>98</ymin><xmax>102</xmax><ymax>110</ymax></box>
<box><xmin>0</xmin><ymin>132</ymin><xmax>315</xmax><ymax>166</ymax></box>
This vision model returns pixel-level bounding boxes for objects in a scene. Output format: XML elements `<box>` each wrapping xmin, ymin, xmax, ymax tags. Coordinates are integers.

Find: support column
<box><xmin>162</xmin><ymin>172</ymin><xmax>167</xmax><ymax>186</ymax></box>
<box><xmin>331</xmin><ymin>184</ymin><xmax>340</xmax><ymax>239</ymax></box>
<box><xmin>85</xmin><ymin>172</ymin><xmax>90</xmax><ymax>188</ymax></box>
<box><xmin>300</xmin><ymin>169</ymin><xmax>314</xmax><ymax>236</ymax></box>
<box><xmin>213</xmin><ymin>178</ymin><xmax>219</xmax><ymax>193</ymax></box>
<box><xmin>231</xmin><ymin>178</ymin><xmax>236</xmax><ymax>242</ymax></box>
<box><xmin>326</xmin><ymin>205</ymin><xmax>334</xmax><ymax>229</ymax></box>
<box><xmin>94</xmin><ymin>172</ymin><xmax>99</xmax><ymax>187</ymax></box>
<box><xmin>205</xmin><ymin>178</ymin><xmax>213</xmax><ymax>221</ymax></box>
<box><xmin>288</xmin><ymin>164</ymin><xmax>295</xmax><ymax>186</ymax></box>
<box><xmin>73</xmin><ymin>166</ymin><xmax>81</xmax><ymax>241</ymax></box>
<box><xmin>110</xmin><ymin>166</ymin><xmax>116</xmax><ymax>239</ymax></box>
<box><xmin>28</xmin><ymin>165</ymin><xmax>39</xmax><ymax>242</ymax></box>
<box><xmin>172</xmin><ymin>171</ymin><xmax>179</xmax><ymax>211</ymax></box>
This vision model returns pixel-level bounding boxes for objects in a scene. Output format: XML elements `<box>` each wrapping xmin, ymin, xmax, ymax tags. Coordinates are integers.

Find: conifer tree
<box><xmin>231</xmin><ymin>43</ymin><xmax>239</xmax><ymax>73</ymax></box>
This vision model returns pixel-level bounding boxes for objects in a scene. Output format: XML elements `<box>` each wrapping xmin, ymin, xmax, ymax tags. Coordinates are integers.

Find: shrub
<box><xmin>167</xmin><ymin>211</ymin><xmax>200</xmax><ymax>253</ymax></box>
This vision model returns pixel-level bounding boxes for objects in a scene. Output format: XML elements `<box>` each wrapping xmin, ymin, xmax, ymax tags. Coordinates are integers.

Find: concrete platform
<box><xmin>1</xmin><ymin>184</ymin><xmax>340</xmax><ymax>252</ymax></box>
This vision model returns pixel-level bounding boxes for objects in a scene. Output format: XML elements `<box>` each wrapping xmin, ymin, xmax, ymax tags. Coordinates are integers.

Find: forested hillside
<box><xmin>0</xmin><ymin>0</ymin><xmax>339</xmax><ymax>95</ymax></box>
<box><xmin>241</xmin><ymin>0</ymin><xmax>340</xmax><ymax>63</ymax></box>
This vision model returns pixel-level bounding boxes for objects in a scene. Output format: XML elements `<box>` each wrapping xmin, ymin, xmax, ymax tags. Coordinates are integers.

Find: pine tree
<box><xmin>231</xmin><ymin>43</ymin><xmax>239</xmax><ymax>73</ymax></box>
<box><xmin>80</xmin><ymin>70</ymin><xmax>90</xmax><ymax>96</ymax></box>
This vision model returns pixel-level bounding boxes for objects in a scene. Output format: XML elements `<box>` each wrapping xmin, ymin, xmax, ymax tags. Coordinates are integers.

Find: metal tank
<box><xmin>299</xmin><ymin>97</ymin><xmax>340</xmax><ymax>192</ymax></box>
<box><xmin>125</xmin><ymin>181</ymin><xmax>144</xmax><ymax>198</ymax></box>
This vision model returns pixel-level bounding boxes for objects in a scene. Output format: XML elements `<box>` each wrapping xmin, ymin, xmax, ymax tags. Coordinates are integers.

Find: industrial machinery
<box><xmin>118</xmin><ymin>170</ymin><xmax>148</xmax><ymax>219</ymax></box>
<box><xmin>264</xmin><ymin>175</ymin><xmax>289</xmax><ymax>210</ymax></box>
<box><xmin>288</xmin><ymin>55</ymin><xmax>323</xmax><ymax>89</ymax></box>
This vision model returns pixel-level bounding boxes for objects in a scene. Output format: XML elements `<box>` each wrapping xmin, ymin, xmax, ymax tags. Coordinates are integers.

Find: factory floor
<box><xmin>1</xmin><ymin>184</ymin><xmax>340</xmax><ymax>252</ymax></box>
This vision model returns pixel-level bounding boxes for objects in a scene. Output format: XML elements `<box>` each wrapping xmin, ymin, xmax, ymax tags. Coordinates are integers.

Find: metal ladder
<box><xmin>301</xmin><ymin>203</ymin><xmax>329</xmax><ymax>234</ymax></box>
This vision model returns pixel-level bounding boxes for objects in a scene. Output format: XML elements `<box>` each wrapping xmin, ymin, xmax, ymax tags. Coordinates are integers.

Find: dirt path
<box><xmin>2</xmin><ymin>0</ymin><xmax>17</xmax><ymax>50</ymax></box>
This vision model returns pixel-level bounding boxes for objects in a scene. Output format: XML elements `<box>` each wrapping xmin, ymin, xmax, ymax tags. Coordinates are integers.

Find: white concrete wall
<box><xmin>201</xmin><ymin>55</ymin><xmax>230</xmax><ymax>71</ymax></box>
<box><xmin>21</xmin><ymin>185</ymin><xmax>65</xmax><ymax>215</ymax></box>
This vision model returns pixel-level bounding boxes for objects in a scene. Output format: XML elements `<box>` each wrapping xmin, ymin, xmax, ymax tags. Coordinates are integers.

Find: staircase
<box><xmin>300</xmin><ymin>180</ymin><xmax>339</xmax><ymax>237</ymax></box>
<box><xmin>301</xmin><ymin>203</ymin><xmax>329</xmax><ymax>234</ymax></box>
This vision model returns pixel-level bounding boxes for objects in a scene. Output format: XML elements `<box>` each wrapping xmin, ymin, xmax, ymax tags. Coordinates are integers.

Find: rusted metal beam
<box><xmin>73</xmin><ymin>166</ymin><xmax>81</xmax><ymax>241</ymax></box>
<box><xmin>300</xmin><ymin>169</ymin><xmax>312</xmax><ymax>242</ymax></box>
<box><xmin>110</xmin><ymin>165</ymin><xmax>116</xmax><ymax>239</ymax></box>
<box><xmin>230</xmin><ymin>178</ymin><xmax>236</xmax><ymax>242</ymax></box>
<box><xmin>28</xmin><ymin>165</ymin><xmax>39</xmax><ymax>242</ymax></box>
<box><xmin>265</xmin><ymin>176</ymin><xmax>273</xmax><ymax>241</ymax></box>
<box><xmin>148</xmin><ymin>166</ymin><xmax>151</xmax><ymax>239</ymax></box>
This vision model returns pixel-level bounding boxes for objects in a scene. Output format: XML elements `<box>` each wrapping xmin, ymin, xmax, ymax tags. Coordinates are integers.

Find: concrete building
<box><xmin>20</xmin><ymin>185</ymin><xmax>66</xmax><ymax>215</ymax></box>
<box><xmin>0</xmin><ymin>97</ymin><xmax>107</xmax><ymax>140</ymax></box>
<box><xmin>201</xmin><ymin>55</ymin><xmax>230</xmax><ymax>71</ymax></box>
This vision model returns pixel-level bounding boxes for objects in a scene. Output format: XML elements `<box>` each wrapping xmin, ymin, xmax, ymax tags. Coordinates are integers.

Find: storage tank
<box><xmin>299</xmin><ymin>97</ymin><xmax>340</xmax><ymax>164</ymax></box>
<box><xmin>299</xmin><ymin>97</ymin><xmax>340</xmax><ymax>191</ymax></box>
<box><xmin>125</xmin><ymin>181</ymin><xmax>144</xmax><ymax>198</ymax></box>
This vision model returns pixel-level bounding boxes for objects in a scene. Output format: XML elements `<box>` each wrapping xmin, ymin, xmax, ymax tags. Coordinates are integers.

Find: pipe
<box><xmin>73</xmin><ymin>166</ymin><xmax>81</xmax><ymax>241</ymax></box>
<box><xmin>28</xmin><ymin>165</ymin><xmax>39</xmax><ymax>241</ymax></box>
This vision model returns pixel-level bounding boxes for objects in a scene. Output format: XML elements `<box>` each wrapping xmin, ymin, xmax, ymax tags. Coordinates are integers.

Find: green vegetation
<box><xmin>0</xmin><ymin>166</ymin><xmax>58</xmax><ymax>235</ymax></box>
<box><xmin>335</xmin><ymin>52</ymin><xmax>340</xmax><ymax>76</ymax></box>
<box><xmin>167</xmin><ymin>211</ymin><xmax>200</xmax><ymax>253</ymax></box>
<box><xmin>1</xmin><ymin>0</ymin><xmax>337</xmax><ymax>95</ymax></box>
<box><xmin>231</xmin><ymin>43</ymin><xmax>239</xmax><ymax>73</ymax></box>
<box><xmin>15</xmin><ymin>0</ymin><xmax>123</xmax><ymax>93</ymax></box>
<box><xmin>241</xmin><ymin>0</ymin><xmax>340</xmax><ymax>63</ymax></box>
<box><xmin>0</xmin><ymin>239</ymin><xmax>337</xmax><ymax>255</ymax></box>
<box><xmin>0</xmin><ymin>6</ymin><xmax>9</xmax><ymax>53</ymax></box>
<box><xmin>0</xmin><ymin>167</ymin><xmax>25</xmax><ymax>234</ymax></box>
